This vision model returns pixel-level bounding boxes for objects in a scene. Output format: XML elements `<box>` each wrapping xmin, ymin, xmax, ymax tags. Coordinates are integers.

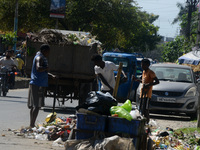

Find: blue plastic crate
<box><xmin>107</xmin><ymin>117</ymin><xmax>145</xmax><ymax>136</ymax></box>
<box><xmin>76</xmin><ymin>113</ymin><xmax>107</xmax><ymax>139</ymax></box>
<box><xmin>76</xmin><ymin>130</ymin><xmax>94</xmax><ymax>140</ymax></box>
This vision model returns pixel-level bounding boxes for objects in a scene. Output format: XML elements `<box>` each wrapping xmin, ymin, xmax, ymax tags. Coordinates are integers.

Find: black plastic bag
<box><xmin>77</xmin><ymin>91</ymin><xmax>118</xmax><ymax>115</ymax></box>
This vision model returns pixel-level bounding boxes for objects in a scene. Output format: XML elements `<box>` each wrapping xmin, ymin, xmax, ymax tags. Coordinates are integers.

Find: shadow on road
<box><xmin>0</xmin><ymin>99</ymin><xmax>27</xmax><ymax>104</ymax></box>
<box><xmin>42</xmin><ymin>106</ymin><xmax>76</xmax><ymax>115</ymax></box>
<box><xmin>4</xmin><ymin>96</ymin><xmax>28</xmax><ymax>99</ymax></box>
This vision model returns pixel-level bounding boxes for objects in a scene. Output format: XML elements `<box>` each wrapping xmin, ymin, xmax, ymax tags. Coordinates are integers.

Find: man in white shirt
<box><xmin>91</xmin><ymin>54</ymin><xmax>127</xmax><ymax>94</ymax></box>
<box><xmin>0</xmin><ymin>50</ymin><xmax>17</xmax><ymax>88</ymax></box>
<box><xmin>0</xmin><ymin>50</ymin><xmax>17</xmax><ymax>71</ymax></box>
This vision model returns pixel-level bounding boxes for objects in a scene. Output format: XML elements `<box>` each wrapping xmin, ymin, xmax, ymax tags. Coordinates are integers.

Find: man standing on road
<box><xmin>28</xmin><ymin>44</ymin><xmax>55</xmax><ymax>128</ymax></box>
<box><xmin>91</xmin><ymin>54</ymin><xmax>127</xmax><ymax>95</ymax></box>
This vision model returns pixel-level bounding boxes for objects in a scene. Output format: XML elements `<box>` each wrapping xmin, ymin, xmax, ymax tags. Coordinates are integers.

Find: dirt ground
<box><xmin>150</xmin><ymin>112</ymin><xmax>197</xmax><ymax>130</ymax></box>
<box><xmin>0</xmin><ymin>129</ymin><xmax>65</xmax><ymax>150</ymax></box>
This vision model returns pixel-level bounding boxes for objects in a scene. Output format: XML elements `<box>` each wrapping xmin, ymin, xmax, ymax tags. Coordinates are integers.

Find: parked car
<box><xmin>136</xmin><ymin>63</ymin><xmax>200</xmax><ymax>118</ymax></box>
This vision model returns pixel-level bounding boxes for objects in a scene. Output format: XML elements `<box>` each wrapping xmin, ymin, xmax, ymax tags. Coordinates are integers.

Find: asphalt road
<box><xmin>0</xmin><ymin>88</ymin><xmax>78</xmax><ymax>131</ymax></box>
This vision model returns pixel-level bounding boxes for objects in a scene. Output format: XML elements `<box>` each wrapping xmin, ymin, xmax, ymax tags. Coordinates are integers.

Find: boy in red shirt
<box><xmin>133</xmin><ymin>59</ymin><xmax>159</xmax><ymax>123</ymax></box>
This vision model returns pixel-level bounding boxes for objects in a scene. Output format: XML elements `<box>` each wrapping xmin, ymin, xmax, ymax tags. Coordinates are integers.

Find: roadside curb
<box><xmin>15</xmin><ymin>77</ymin><xmax>30</xmax><ymax>89</ymax></box>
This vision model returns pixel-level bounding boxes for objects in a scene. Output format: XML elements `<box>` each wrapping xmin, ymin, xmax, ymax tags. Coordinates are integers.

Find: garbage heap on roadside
<box><xmin>147</xmin><ymin>120</ymin><xmax>200</xmax><ymax>150</ymax></box>
<box><xmin>9</xmin><ymin>91</ymin><xmax>200</xmax><ymax>150</ymax></box>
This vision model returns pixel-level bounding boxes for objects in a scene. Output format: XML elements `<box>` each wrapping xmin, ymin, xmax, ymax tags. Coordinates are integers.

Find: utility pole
<box><xmin>196</xmin><ymin>1</ymin><xmax>200</xmax><ymax>47</ymax></box>
<box><xmin>196</xmin><ymin>0</ymin><xmax>200</xmax><ymax>128</ymax></box>
<box><xmin>186</xmin><ymin>0</ymin><xmax>198</xmax><ymax>40</ymax></box>
<box><xmin>13</xmin><ymin>0</ymin><xmax>18</xmax><ymax>53</ymax></box>
<box><xmin>186</xmin><ymin>0</ymin><xmax>192</xmax><ymax>40</ymax></box>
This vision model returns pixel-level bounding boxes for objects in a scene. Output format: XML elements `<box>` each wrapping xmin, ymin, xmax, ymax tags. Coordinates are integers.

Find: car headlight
<box><xmin>185</xmin><ymin>87</ymin><xmax>196</xmax><ymax>97</ymax></box>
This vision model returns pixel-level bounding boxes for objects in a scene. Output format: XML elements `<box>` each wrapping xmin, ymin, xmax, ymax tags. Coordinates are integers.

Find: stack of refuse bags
<box><xmin>10</xmin><ymin>115</ymin><xmax>77</xmax><ymax>148</ymax></box>
<box><xmin>110</xmin><ymin>99</ymin><xmax>142</xmax><ymax>121</ymax></box>
<box><xmin>76</xmin><ymin>91</ymin><xmax>143</xmax><ymax>121</ymax></box>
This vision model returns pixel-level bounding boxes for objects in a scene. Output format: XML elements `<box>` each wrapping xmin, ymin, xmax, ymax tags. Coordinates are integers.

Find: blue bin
<box><xmin>76</xmin><ymin>113</ymin><xmax>107</xmax><ymax>139</ymax></box>
<box><xmin>107</xmin><ymin>117</ymin><xmax>146</xmax><ymax>149</ymax></box>
<box><xmin>107</xmin><ymin>117</ymin><xmax>145</xmax><ymax>136</ymax></box>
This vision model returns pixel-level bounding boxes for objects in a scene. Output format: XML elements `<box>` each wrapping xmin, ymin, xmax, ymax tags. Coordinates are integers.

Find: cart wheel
<box><xmin>0</xmin><ymin>85</ymin><xmax>2</xmax><ymax>96</ymax></box>
<box><xmin>3</xmin><ymin>91</ymin><xmax>7</xmax><ymax>96</ymax></box>
<box><xmin>79</xmin><ymin>83</ymin><xmax>91</xmax><ymax>105</ymax></box>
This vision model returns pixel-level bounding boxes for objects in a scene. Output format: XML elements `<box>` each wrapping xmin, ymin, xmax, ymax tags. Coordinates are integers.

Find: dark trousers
<box><xmin>140</xmin><ymin>97</ymin><xmax>150</xmax><ymax>124</ymax></box>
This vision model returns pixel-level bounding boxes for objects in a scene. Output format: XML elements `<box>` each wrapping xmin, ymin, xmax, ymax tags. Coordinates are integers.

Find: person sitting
<box><xmin>0</xmin><ymin>50</ymin><xmax>17</xmax><ymax>88</ymax></box>
<box><xmin>16</xmin><ymin>54</ymin><xmax>25</xmax><ymax>77</ymax></box>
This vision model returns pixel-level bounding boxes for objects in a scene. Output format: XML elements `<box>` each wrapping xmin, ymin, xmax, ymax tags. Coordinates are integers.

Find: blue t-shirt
<box><xmin>30</xmin><ymin>51</ymin><xmax>48</xmax><ymax>87</ymax></box>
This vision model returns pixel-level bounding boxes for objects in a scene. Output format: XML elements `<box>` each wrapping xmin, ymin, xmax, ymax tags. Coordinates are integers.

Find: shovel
<box><xmin>45</xmin><ymin>78</ymin><xmax>58</xmax><ymax>123</ymax></box>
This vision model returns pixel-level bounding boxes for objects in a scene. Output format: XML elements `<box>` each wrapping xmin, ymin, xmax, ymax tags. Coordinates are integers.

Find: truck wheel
<box><xmin>0</xmin><ymin>84</ymin><xmax>2</xmax><ymax>96</ymax></box>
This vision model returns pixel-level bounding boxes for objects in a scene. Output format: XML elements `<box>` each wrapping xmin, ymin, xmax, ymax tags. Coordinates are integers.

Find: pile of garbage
<box><xmin>11</xmin><ymin>115</ymin><xmax>77</xmax><ymax>147</ymax></box>
<box><xmin>148</xmin><ymin>120</ymin><xmax>200</xmax><ymax>150</ymax></box>
<box><xmin>28</xmin><ymin>29</ymin><xmax>101</xmax><ymax>46</ymax></box>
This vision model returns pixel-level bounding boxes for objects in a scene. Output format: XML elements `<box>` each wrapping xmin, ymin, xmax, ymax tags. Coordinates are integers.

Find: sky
<box><xmin>137</xmin><ymin>0</ymin><xmax>187</xmax><ymax>38</ymax></box>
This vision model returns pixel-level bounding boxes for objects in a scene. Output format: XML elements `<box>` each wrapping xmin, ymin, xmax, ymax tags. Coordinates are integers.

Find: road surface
<box><xmin>0</xmin><ymin>88</ymin><xmax>78</xmax><ymax>150</ymax></box>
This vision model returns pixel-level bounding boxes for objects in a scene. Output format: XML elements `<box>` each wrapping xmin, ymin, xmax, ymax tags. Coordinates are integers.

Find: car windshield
<box><xmin>150</xmin><ymin>66</ymin><xmax>193</xmax><ymax>83</ymax></box>
<box><xmin>103</xmin><ymin>56</ymin><xmax>129</xmax><ymax>72</ymax></box>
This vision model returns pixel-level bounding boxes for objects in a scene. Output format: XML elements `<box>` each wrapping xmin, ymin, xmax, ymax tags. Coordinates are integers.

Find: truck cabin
<box><xmin>102</xmin><ymin>52</ymin><xmax>139</xmax><ymax>102</ymax></box>
<box><xmin>102</xmin><ymin>52</ymin><xmax>137</xmax><ymax>77</ymax></box>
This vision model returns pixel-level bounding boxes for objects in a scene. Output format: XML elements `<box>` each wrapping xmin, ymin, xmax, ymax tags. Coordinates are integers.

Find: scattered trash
<box><xmin>148</xmin><ymin>119</ymin><xmax>200</xmax><ymax>150</ymax></box>
<box><xmin>10</xmin><ymin>115</ymin><xmax>76</xmax><ymax>147</ymax></box>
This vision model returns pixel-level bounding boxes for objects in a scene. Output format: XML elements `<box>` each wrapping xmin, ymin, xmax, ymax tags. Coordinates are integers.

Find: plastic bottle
<box><xmin>155</xmin><ymin>140</ymin><xmax>160</xmax><ymax>147</ymax></box>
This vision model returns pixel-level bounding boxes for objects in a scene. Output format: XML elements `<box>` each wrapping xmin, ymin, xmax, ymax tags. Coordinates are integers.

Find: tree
<box><xmin>173</xmin><ymin>1</ymin><xmax>198</xmax><ymax>39</ymax></box>
<box><xmin>0</xmin><ymin>0</ymin><xmax>161</xmax><ymax>51</ymax></box>
<box><xmin>162</xmin><ymin>36</ymin><xmax>193</xmax><ymax>62</ymax></box>
<box><xmin>1</xmin><ymin>31</ymin><xmax>17</xmax><ymax>49</ymax></box>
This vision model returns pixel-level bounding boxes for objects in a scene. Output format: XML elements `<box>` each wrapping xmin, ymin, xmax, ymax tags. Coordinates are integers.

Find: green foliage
<box><xmin>162</xmin><ymin>36</ymin><xmax>193</xmax><ymax>62</ymax></box>
<box><xmin>1</xmin><ymin>31</ymin><xmax>17</xmax><ymax>47</ymax></box>
<box><xmin>0</xmin><ymin>0</ymin><xmax>161</xmax><ymax>51</ymax></box>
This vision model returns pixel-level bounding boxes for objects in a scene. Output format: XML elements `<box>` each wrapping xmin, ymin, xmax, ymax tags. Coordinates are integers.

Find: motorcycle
<box><xmin>0</xmin><ymin>67</ymin><xmax>18</xmax><ymax>96</ymax></box>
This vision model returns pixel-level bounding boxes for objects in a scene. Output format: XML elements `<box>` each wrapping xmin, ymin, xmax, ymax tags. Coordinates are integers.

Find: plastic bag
<box><xmin>130</xmin><ymin>109</ymin><xmax>141</xmax><ymax>119</ymax></box>
<box><xmin>110</xmin><ymin>106</ymin><xmax>132</xmax><ymax>121</ymax></box>
<box><xmin>45</xmin><ymin>112</ymin><xmax>57</xmax><ymax>123</ymax></box>
<box><xmin>120</xmin><ymin>99</ymin><xmax>132</xmax><ymax>112</ymax></box>
<box><xmin>76</xmin><ymin>91</ymin><xmax>118</xmax><ymax>115</ymax></box>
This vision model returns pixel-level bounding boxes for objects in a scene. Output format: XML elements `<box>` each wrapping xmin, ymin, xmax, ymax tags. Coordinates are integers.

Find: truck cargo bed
<box><xmin>25</xmin><ymin>40</ymin><xmax>97</xmax><ymax>80</ymax></box>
